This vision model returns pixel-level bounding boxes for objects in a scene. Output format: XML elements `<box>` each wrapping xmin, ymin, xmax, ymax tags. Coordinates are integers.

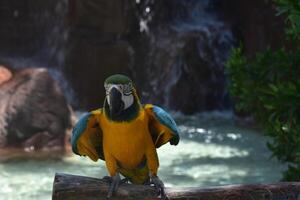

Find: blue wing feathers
<box><xmin>71</xmin><ymin>112</ymin><xmax>91</xmax><ymax>155</ymax></box>
<box><xmin>152</xmin><ymin>106</ymin><xmax>180</xmax><ymax>145</ymax></box>
<box><xmin>152</xmin><ymin>106</ymin><xmax>178</xmax><ymax>134</ymax></box>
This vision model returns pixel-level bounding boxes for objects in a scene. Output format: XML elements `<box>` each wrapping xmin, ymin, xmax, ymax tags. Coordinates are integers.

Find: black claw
<box><xmin>104</xmin><ymin>174</ymin><xmax>129</xmax><ymax>198</ymax></box>
<box><xmin>120</xmin><ymin>177</ymin><xmax>129</xmax><ymax>184</ymax></box>
<box><xmin>150</xmin><ymin>176</ymin><xmax>169</xmax><ymax>200</ymax></box>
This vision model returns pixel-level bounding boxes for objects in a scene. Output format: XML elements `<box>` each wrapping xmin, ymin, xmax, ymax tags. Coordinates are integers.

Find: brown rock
<box><xmin>0</xmin><ymin>68</ymin><xmax>74</xmax><ymax>155</ymax></box>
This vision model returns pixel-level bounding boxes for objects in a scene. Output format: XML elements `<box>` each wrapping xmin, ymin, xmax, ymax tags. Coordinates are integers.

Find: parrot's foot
<box><xmin>150</xmin><ymin>175</ymin><xmax>169</xmax><ymax>200</ymax></box>
<box><xmin>107</xmin><ymin>174</ymin><xmax>120</xmax><ymax>198</ymax></box>
<box><xmin>103</xmin><ymin>174</ymin><xmax>129</xmax><ymax>198</ymax></box>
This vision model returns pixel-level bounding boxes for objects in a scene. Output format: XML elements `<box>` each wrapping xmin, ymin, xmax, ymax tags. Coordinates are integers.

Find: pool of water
<box><xmin>0</xmin><ymin>112</ymin><xmax>286</xmax><ymax>200</ymax></box>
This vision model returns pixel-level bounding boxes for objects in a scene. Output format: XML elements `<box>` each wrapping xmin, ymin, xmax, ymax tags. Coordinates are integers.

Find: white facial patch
<box><xmin>105</xmin><ymin>84</ymin><xmax>134</xmax><ymax>110</ymax></box>
<box><xmin>122</xmin><ymin>93</ymin><xmax>134</xmax><ymax>110</ymax></box>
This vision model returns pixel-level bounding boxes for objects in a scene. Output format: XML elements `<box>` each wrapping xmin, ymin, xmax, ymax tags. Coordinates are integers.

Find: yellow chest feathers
<box><xmin>97</xmin><ymin>110</ymin><xmax>153</xmax><ymax>168</ymax></box>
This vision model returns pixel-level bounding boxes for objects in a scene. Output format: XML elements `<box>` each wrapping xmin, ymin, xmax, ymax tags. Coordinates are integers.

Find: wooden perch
<box><xmin>52</xmin><ymin>173</ymin><xmax>300</xmax><ymax>200</ymax></box>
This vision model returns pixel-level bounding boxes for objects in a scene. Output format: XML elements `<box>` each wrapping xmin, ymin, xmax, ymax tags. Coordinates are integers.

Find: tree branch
<box><xmin>52</xmin><ymin>173</ymin><xmax>300</xmax><ymax>200</ymax></box>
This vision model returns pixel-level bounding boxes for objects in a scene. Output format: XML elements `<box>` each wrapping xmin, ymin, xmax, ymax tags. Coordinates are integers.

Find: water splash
<box><xmin>136</xmin><ymin>0</ymin><xmax>235</xmax><ymax>112</ymax></box>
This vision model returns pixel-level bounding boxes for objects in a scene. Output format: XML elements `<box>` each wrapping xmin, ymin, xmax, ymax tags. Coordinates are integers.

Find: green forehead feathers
<box><xmin>104</xmin><ymin>74</ymin><xmax>133</xmax><ymax>85</ymax></box>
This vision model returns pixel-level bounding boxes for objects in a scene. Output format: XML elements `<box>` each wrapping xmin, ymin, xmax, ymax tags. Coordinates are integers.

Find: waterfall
<box><xmin>133</xmin><ymin>0</ymin><xmax>235</xmax><ymax>113</ymax></box>
<box><xmin>0</xmin><ymin>0</ymin><xmax>235</xmax><ymax>113</ymax></box>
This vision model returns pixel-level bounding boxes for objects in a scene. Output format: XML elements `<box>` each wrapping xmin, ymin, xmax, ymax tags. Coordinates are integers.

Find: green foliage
<box><xmin>226</xmin><ymin>46</ymin><xmax>300</xmax><ymax>181</ymax></box>
<box><xmin>226</xmin><ymin>0</ymin><xmax>300</xmax><ymax>181</ymax></box>
<box><xmin>276</xmin><ymin>0</ymin><xmax>300</xmax><ymax>41</ymax></box>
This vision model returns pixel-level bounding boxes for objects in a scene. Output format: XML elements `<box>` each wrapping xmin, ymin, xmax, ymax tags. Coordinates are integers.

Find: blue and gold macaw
<box><xmin>71</xmin><ymin>74</ymin><xmax>179</xmax><ymax>199</ymax></box>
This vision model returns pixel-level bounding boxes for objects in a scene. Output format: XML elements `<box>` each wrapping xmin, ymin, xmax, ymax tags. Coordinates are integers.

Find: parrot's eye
<box><xmin>118</xmin><ymin>84</ymin><xmax>123</xmax><ymax>91</ymax></box>
<box><xmin>123</xmin><ymin>83</ymin><xmax>133</xmax><ymax>95</ymax></box>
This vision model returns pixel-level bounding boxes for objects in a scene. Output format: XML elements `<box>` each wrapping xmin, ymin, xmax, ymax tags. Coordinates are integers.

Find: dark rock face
<box><xmin>0</xmin><ymin>68</ymin><xmax>73</xmax><ymax>152</ymax></box>
<box><xmin>0</xmin><ymin>0</ymin><xmax>67</xmax><ymax>67</ymax></box>
<box><xmin>0</xmin><ymin>0</ymin><xmax>287</xmax><ymax>114</ymax></box>
<box><xmin>65</xmin><ymin>40</ymin><xmax>131</xmax><ymax>110</ymax></box>
<box><xmin>131</xmin><ymin>0</ymin><xmax>233</xmax><ymax>114</ymax></box>
<box><xmin>130</xmin><ymin>0</ymin><xmax>286</xmax><ymax>113</ymax></box>
<box><xmin>64</xmin><ymin>0</ymin><xmax>135</xmax><ymax>110</ymax></box>
<box><xmin>64</xmin><ymin>0</ymin><xmax>236</xmax><ymax>113</ymax></box>
<box><xmin>216</xmin><ymin>0</ymin><xmax>286</xmax><ymax>56</ymax></box>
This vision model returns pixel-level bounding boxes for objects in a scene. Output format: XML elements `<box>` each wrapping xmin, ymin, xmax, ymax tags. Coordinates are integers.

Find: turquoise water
<box><xmin>0</xmin><ymin>112</ymin><xmax>285</xmax><ymax>200</ymax></box>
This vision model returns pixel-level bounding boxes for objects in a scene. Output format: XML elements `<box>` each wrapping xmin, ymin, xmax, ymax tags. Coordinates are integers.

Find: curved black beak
<box><xmin>108</xmin><ymin>87</ymin><xmax>124</xmax><ymax>117</ymax></box>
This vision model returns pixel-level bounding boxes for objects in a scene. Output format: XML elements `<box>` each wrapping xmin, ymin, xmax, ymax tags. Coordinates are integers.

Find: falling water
<box><xmin>134</xmin><ymin>0</ymin><xmax>234</xmax><ymax>112</ymax></box>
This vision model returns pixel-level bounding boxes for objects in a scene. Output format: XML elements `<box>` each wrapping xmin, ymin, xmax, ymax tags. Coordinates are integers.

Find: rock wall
<box><xmin>65</xmin><ymin>0</ymin><xmax>286</xmax><ymax>113</ymax></box>
<box><xmin>64</xmin><ymin>0</ymin><xmax>135</xmax><ymax>110</ymax></box>
<box><xmin>0</xmin><ymin>0</ymin><xmax>287</xmax><ymax>114</ymax></box>
<box><xmin>0</xmin><ymin>0</ymin><xmax>67</xmax><ymax>67</ymax></box>
<box><xmin>130</xmin><ymin>0</ymin><xmax>234</xmax><ymax>113</ymax></box>
<box><xmin>216</xmin><ymin>0</ymin><xmax>286</xmax><ymax>56</ymax></box>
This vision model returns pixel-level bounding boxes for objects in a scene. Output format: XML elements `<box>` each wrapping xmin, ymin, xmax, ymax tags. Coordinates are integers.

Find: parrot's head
<box><xmin>104</xmin><ymin>74</ymin><xmax>140</xmax><ymax>120</ymax></box>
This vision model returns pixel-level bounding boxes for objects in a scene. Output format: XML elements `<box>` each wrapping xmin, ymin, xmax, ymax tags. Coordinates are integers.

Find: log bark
<box><xmin>52</xmin><ymin>173</ymin><xmax>300</xmax><ymax>200</ymax></box>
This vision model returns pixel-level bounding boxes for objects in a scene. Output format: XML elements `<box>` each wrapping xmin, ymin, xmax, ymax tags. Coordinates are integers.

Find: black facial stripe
<box><xmin>123</xmin><ymin>92</ymin><xmax>132</xmax><ymax>96</ymax></box>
